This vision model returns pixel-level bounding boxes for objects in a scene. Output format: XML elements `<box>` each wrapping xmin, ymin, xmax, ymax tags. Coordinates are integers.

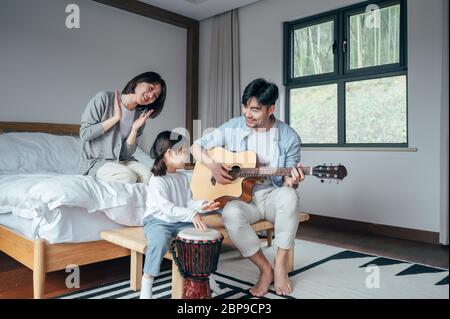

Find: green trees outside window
<box><xmin>284</xmin><ymin>0</ymin><xmax>408</xmax><ymax>147</ymax></box>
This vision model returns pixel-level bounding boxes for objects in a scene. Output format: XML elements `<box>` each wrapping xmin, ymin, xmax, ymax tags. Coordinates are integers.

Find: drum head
<box><xmin>178</xmin><ymin>228</ymin><xmax>222</xmax><ymax>241</ymax></box>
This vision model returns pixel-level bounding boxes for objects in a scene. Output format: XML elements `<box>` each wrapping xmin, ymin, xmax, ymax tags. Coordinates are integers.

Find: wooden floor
<box><xmin>0</xmin><ymin>223</ymin><xmax>448</xmax><ymax>299</ymax></box>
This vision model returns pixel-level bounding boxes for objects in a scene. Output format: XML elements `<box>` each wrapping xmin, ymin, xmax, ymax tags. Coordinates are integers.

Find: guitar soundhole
<box><xmin>210</xmin><ymin>165</ymin><xmax>241</xmax><ymax>186</ymax></box>
<box><xmin>229</xmin><ymin>166</ymin><xmax>241</xmax><ymax>181</ymax></box>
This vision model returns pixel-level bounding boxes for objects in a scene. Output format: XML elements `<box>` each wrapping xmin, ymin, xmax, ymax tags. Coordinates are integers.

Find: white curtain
<box><xmin>440</xmin><ymin>0</ymin><xmax>449</xmax><ymax>245</ymax></box>
<box><xmin>207</xmin><ymin>9</ymin><xmax>241</xmax><ymax>128</ymax></box>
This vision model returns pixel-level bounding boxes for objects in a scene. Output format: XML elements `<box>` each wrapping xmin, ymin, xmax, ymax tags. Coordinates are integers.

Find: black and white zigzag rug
<box><xmin>56</xmin><ymin>240</ymin><xmax>449</xmax><ymax>299</ymax></box>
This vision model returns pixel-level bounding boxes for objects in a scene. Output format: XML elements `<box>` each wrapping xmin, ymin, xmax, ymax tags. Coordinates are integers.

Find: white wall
<box><xmin>0</xmin><ymin>0</ymin><xmax>187</xmax><ymax>153</ymax></box>
<box><xmin>199</xmin><ymin>0</ymin><xmax>447</xmax><ymax>236</ymax></box>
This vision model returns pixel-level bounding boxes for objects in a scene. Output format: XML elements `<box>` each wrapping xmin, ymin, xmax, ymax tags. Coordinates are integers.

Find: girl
<box><xmin>140</xmin><ymin>131</ymin><xmax>220</xmax><ymax>299</ymax></box>
<box><xmin>79</xmin><ymin>72</ymin><xmax>166</xmax><ymax>184</ymax></box>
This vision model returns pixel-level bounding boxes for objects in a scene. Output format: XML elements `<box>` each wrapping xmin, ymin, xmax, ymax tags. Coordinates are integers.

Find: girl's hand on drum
<box><xmin>201</xmin><ymin>201</ymin><xmax>220</xmax><ymax>212</ymax></box>
<box><xmin>192</xmin><ymin>213</ymin><xmax>208</xmax><ymax>231</ymax></box>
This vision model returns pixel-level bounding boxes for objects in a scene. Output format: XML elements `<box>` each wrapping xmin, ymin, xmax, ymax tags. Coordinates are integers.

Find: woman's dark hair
<box><xmin>241</xmin><ymin>78</ymin><xmax>278</xmax><ymax>119</ymax></box>
<box><xmin>150</xmin><ymin>131</ymin><xmax>183</xmax><ymax>176</ymax></box>
<box><xmin>121</xmin><ymin>71</ymin><xmax>166</xmax><ymax>118</ymax></box>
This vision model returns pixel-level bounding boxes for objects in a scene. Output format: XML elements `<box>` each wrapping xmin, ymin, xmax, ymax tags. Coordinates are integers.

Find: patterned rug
<box><xmin>56</xmin><ymin>240</ymin><xmax>449</xmax><ymax>299</ymax></box>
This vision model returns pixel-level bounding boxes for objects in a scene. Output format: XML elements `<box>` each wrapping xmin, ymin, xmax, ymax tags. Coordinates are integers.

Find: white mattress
<box><xmin>0</xmin><ymin>206</ymin><xmax>125</xmax><ymax>244</ymax></box>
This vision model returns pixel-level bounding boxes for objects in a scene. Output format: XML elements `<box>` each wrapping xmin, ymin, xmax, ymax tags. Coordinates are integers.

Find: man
<box><xmin>191</xmin><ymin>78</ymin><xmax>304</xmax><ymax>297</ymax></box>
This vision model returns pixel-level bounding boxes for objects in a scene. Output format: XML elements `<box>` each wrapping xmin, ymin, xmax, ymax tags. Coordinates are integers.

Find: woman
<box><xmin>79</xmin><ymin>71</ymin><xmax>166</xmax><ymax>184</ymax></box>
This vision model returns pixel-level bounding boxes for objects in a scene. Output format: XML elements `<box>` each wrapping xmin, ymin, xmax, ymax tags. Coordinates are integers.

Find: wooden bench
<box><xmin>100</xmin><ymin>212</ymin><xmax>309</xmax><ymax>299</ymax></box>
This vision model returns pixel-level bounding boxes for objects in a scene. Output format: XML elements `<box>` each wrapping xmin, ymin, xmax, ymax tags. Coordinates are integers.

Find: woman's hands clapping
<box><xmin>131</xmin><ymin>109</ymin><xmax>154</xmax><ymax>133</ymax></box>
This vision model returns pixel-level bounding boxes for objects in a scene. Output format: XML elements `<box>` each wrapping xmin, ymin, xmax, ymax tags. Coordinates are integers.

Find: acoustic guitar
<box><xmin>190</xmin><ymin>147</ymin><xmax>347</xmax><ymax>208</ymax></box>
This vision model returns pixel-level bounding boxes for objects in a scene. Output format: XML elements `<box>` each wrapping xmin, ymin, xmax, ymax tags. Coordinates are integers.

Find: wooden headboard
<box><xmin>0</xmin><ymin>122</ymin><xmax>80</xmax><ymax>135</ymax></box>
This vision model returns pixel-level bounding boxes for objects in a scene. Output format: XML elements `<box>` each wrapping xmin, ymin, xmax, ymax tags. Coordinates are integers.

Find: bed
<box><xmin>0</xmin><ymin>122</ymin><xmax>156</xmax><ymax>299</ymax></box>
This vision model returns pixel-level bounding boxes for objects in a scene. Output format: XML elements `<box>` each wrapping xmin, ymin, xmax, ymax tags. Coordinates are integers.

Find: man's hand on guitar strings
<box><xmin>209</xmin><ymin>162</ymin><xmax>233</xmax><ymax>185</ymax></box>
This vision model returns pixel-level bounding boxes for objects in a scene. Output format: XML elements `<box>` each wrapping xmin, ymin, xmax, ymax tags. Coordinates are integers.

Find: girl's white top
<box><xmin>144</xmin><ymin>172</ymin><xmax>205</xmax><ymax>223</ymax></box>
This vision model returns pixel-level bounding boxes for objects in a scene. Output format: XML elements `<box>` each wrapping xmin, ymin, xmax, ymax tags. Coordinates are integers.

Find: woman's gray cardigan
<box><xmin>78</xmin><ymin>91</ymin><xmax>145</xmax><ymax>176</ymax></box>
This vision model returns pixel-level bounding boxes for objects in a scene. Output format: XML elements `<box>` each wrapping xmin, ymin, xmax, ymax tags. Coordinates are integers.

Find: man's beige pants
<box><xmin>222</xmin><ymin>186</ymin><xmax>300</xmax><ymax>257</ymax></box>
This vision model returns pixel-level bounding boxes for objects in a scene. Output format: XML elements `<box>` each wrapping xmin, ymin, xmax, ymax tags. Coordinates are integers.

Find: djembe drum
<box><xmin>170</xmin><ymin>228</ymin><xmax>223</xmax><ymax>299</ymax></box>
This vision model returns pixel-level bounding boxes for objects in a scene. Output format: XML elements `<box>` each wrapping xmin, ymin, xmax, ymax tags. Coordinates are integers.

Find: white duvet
<box><xmin>0</xmin><ymin>132</ymin><xmax>159</xmax><ymax>227</ymax></box>
<box><xmin>0</xmin><ymin>173</ymin><xmax>150</xmax><ymax>226</ymax></box>
<box><xmin>0</xmin><ymin>132</ymin><xmax>196</xmax><ymax>229</ymax></box>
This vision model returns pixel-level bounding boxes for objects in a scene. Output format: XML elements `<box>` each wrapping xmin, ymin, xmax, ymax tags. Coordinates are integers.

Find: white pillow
<box><xmin>0</xmin><ymin>132</ymin><xmax>80</xmax><ymax>174</ymax></box>
<box><xmin>0</xmin><ymin>132</ymin><xmax>155</xmax><ymax>174</ymax></box>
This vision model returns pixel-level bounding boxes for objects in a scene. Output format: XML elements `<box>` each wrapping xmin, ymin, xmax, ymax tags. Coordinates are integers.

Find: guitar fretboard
<box><xmin>239</xmin><ymin>167</ymin><xmax>311</xmax><ymax>178</ymax></box>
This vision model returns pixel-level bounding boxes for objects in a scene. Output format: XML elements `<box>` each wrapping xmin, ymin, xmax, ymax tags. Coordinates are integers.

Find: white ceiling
<box><xmin>139</xmin><ymin>0</ymin><xmax>261</xmax><ymax>21</ymax></box>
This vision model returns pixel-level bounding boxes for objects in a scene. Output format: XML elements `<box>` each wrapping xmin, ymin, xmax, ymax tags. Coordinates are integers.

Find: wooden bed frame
<box><xmin>0</xmin><ymin>122</ymin><xmax>132</xmax><ymax>299</ymax></box>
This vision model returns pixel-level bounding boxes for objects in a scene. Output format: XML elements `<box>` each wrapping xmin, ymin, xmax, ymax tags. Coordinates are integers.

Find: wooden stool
<box><xmin>100</xmin><ymin>212</ymin><xmax>309</xmax><ymax>299</ymax></box>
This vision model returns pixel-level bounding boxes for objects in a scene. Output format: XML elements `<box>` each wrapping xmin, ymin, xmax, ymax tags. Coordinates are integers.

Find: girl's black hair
<box><xmin>150</xmin><ymin>131</ymin><xmax>183</xmax><ymax>176</ymax></box>
<box><xmin>121</xmin><ymin>71</ymin><xmax>166</xmax><ymax>118</ymax></box>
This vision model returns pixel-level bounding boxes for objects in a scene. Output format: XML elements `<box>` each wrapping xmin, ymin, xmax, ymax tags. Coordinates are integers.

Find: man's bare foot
<box><xmin>249</xmin><ymin>265</ymin><xmax>274</xmax><ymax>297</ymax></box>
<box><xmin>274</xmin><ymin>257</ymin><xmax>292</xmax><ymax>296</ymax></box>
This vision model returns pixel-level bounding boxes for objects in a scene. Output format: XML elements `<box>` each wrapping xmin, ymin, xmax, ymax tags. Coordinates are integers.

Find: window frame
<box><xmin>283</xmin><ymin>0</ymin><xmax>408</xmax><ymax>148</ymax></box>
<box><xmin>286</xmin><ymin>13</ymin><xmax>339</xmax><ymax>82</ymax></box>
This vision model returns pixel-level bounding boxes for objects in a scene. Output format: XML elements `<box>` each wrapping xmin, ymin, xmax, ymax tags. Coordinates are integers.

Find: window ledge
<box><xmin>302</xmin><ymin>147</ymin><xmax>417</xmax><ymax>152</ymax></box>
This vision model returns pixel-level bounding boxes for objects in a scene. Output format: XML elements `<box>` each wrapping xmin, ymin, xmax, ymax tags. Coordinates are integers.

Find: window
<box><xmin>293</xmin><ymin>19</ymin><xmax>336</xmax><ymax>77</ymax></box>
<box><xmin>284</xmin><ymin>0</ymin><xmax>407</xmax><ymax>147</ymax></box>
<box><xmin>348</xmin><ymin>4</ymin><xmax>401</xmax><ymax>70</ymax></box>
<box><xmin>290</xmin><ymin>84</ymin><xmax>338</xmax><ymax>144</ymax></box>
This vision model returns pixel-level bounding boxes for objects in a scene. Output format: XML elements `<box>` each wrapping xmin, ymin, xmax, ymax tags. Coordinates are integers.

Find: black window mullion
<box><xmin>399</xmin><ymin>0</ymin><xmax>408</xmax><ymax>68</ymax></box>
<box><xmin>285</xmin><ymin>86</ymin><xmax>291</xmax><ymax>125</ymax></box>
<box><xmin>338</xmin><ymin>80</ymin><xmax>346</xmax><ymax>145</ymax></box>
<box><xmin>287</xmin><ymin>69</ymin><xmax>406</xmax><ymax>91</ymax></box>
<box><xmin>283</xmin><ymin>22</ymin><xmax>291</xmax><ymax>86</ymax></box>
<box><xmin>343</xmin><ymin>7</ymin><xmax>350</xmax><ymax>74</ymax></box>
<box><xmin>338</xmin><ymin>11</ymin><xmax>344</xmax><ymax>76</ymax></box>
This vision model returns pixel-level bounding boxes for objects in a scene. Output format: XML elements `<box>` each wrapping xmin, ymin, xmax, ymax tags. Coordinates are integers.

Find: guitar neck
<box><xmin>240</xmin><ymin>167</ymin><xmax>312</xmax><ymax>178</ymax></box>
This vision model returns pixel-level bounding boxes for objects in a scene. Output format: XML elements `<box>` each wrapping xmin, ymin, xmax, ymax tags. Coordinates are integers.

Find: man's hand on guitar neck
<box><xmin>283</xmin><ymin>163</ymin><xmax>305</xmax><ymax>189</ymax></box>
